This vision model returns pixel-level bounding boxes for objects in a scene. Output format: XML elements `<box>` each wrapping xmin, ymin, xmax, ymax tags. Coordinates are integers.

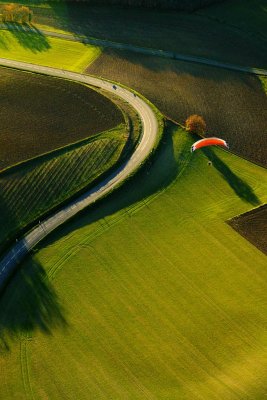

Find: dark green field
<box><xmin>26</xmin><ymin>1</ymin><xmax>267</xmax><ymax>68</ymax></box>
<box><xmin>0</xmin><ymin>67</ymin><xmax>123</xmax><ymax>169</ymax></box>
<box><xmin>199</xmin><ymin>0</ymin><xmax>267</xmax><ymax>42</ymax></box>
<box><xmin>87</xmin><ymin>49</ymin><xmax>267</xmax><ymax>167</ymax></box>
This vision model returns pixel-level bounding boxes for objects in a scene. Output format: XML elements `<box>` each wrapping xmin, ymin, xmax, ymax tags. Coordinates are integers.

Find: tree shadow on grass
<box><xmin>0</xmin><ymin>31</ymin><xmax>9</xmax><ymax>50</ymax></box>
<box><xmin>0</xmin><ymin>256</ymin><xmax>67</xmax><ymax>353</ymax></box>
<box><xmin>0</xmin><ymin>121</ymin><xmax>182</xmax><ymax>350</ymax></box>
<box><xmin>41</xmin><ymin>121</ymin><xmax>188</xmax><ymax>248</ymax></box>
<box><xmin>5</xmin><ymin>22</ymin><xmax>50</xmax><ymax>53</ymax></box>
<box><xmin>201</xmin><ymin>147</ymin><xmax>260</xmax><ymax>206</ymax></box>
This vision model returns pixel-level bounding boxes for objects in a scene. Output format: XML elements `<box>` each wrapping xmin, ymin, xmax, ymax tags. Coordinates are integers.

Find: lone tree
<box><xmin>2</xmin><ymin>3</ymin><xmax>33</xmax><ymax>23</ymax></box>
<box><xmin>185</xmin><ymin>114</ymin><xmax>206</xmax><ymax>135</ymax></box>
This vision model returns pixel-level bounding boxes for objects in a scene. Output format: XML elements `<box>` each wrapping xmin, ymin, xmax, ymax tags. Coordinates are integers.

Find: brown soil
<box><xmin>87</xmin><ymin>49</ymin><xmax>267</xmax><ymax>167</ymax></box>
<box><xmin>0</xmin><ymin>67</ymin><xmax>123</xmax><ymax>169</ymax></box>
<box><xmin>228</xmin><ymin>205</ymin><xmax>267</xmax><ymax>255</ymax></box>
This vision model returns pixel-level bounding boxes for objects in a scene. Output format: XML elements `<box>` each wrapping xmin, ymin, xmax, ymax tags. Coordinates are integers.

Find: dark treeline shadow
<box><xmin>0</xmin><ymin>256</ymin><xmax>67</xmax><ymax>353</ymax></box>
<box><xmin>5</xmin><ymin>22</ymin><xmax>50</xmax><ymax>53</ymax></box>
<box><xmin>201</xmin><ymin>147</ymin><xmax>260</xmax><ymax>206</ymax></box>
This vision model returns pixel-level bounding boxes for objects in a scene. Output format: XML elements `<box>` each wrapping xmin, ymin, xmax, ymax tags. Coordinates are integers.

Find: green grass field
<box><xmin>0</xmin><ymin>125</ymin><xmax>127</xmax><ymax>253</ymax></box>
<box><xmin>1</xmin><ymin>124</ymin><xmax>267</xmax><ymax>399</ymax></box>
<box><xmin>0</xmin><ymin>29</ymin><xmax>101</xmax><ymax>71</ymax></box>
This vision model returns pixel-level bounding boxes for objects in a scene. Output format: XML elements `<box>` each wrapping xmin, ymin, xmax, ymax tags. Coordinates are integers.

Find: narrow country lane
<box><xmin>0</xmin><ymin>58</ymin><xmax>159</xmax><ymax>291</ymax></box>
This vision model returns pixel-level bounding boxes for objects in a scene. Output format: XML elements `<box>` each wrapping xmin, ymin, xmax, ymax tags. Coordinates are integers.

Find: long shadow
<box><xmin>0</xmin><ymin>121</ymin><xmax>179</xmax><ymax>351</ymax></box>
<box><xmin>86</xmin><ymin>47</ymin><xmax>267</xmax><ymax>168</ymax></box>
<box><xmin>0</xmin><ymin>256</ymin><xmax>67</xmax><ymax>353</ymax></box>
<box><xmin>39</xmin><ymin>2</ymin><xmax>267</xmax><ymax>68</ymax></box>
<box><xmin>5</xmin><ymin>22</ymin><xmax>50</xmax><ymax>53</ymax></box>
<box><xmin>201</xmin><ymin>147</ymin><xmax>260</xmax><ymax>206</ymax></box>
<box><xmin>0</xmin><ymin>30</ymin><xmax>9</xmax><ymax>50</ymax></box>
<box><xmin>41</xmin><ymin>121</ymin><xmax>188</xmax><ymax>248</ymax></box>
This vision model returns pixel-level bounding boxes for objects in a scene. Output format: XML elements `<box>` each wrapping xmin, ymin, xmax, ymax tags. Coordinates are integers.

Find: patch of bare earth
<box><xmin>228</xmin><ymin>205</ymin><xmax>267</xmax><ymax>255</ymax></box>
<box><xmin>0</xmin><ymin>67</ymin><xmax>123</xmax><ymax>169</ymax></box>
<box><xmin>87</xmin><ymin>49</ymin><xmax>267</xmax><ymax>167</ymax></box>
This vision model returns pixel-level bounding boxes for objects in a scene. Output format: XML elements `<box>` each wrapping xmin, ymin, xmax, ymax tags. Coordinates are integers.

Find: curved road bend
<box><xmin>0</xmin><ymin>58</ymin><xmax>158</xmax><ymax>291</ymax></box>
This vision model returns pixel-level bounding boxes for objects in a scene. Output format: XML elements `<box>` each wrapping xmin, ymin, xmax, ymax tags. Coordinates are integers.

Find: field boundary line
<box><xmin>1</xmin><ymin>24</ymin><xmax>267</xmax><ymax>76</ymax></box>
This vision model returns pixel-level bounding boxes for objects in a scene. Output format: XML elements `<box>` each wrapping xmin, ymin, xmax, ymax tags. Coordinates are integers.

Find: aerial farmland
<box><xmin>0</xmin><ymin>1</ymin><xmax>266</xmax><ymax>399</ymax></box>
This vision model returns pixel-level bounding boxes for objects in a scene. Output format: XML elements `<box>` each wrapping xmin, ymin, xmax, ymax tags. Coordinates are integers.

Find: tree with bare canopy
<box><xmin>2</xmin><ymin>3</ymin><xmax>33</xmax><ymax>23</ymax></box>
<box><xmin>185</xmin><ymin>115</ymin><xmax>207</xmax><ymax>135</ymax></box>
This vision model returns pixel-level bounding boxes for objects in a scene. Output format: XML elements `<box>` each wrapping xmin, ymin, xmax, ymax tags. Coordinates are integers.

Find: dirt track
<box><xmin>87</xmin><ymin>49</ymin><xmax>267</xmax><ymax>167</ymax></box>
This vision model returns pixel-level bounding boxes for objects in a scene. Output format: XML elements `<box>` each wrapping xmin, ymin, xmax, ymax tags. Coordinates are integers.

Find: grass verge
<box><xmin>0</xmin><ymin>124</ymin><xmax>127</xmax><ymax>254</ymax></box>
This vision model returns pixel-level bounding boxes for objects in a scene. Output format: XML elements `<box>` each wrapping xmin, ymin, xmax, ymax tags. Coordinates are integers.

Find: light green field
<box><xmin>0</xmin><ymin>29</ymin><xmax>101</xmax><ymax>71</ymax></box>
<box><xmin>1</xmin><ymin>124</ymin><xmax>267</xmax><ymax>399</ymax></box>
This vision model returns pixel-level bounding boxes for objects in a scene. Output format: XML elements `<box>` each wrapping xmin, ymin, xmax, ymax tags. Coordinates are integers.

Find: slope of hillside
<box><xmin>1</xmin><ymin>125</ymin><xmax>267</xmax><ymax>399</ymax></box>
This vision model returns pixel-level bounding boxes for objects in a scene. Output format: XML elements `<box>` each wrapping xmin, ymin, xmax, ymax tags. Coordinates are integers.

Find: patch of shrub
<box><xmin>185</xmin><ymin>114</ymin><xmax>206</xmax><ymax>134</ymax></box>
<box><xmin>1</xmin><ymin>3</ymin><xmax>33</xmax><ymax>23</ymax></box>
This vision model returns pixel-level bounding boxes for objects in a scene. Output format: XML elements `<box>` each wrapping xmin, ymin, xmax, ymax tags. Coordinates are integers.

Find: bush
<box><xmin>185</xmin><ymin>115</ymin><xmax>206</xmax><ymax>134</ymax></box>
<box><xmin>2</xmin><ymin>3</ymin><xmax>32</xmax><ymax>23</ymax></box>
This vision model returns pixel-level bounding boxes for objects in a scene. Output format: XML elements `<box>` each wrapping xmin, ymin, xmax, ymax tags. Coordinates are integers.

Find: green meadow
<box><xmin>1</xmin><ymin>125</ymin><xmax>267</xmax><ymax>399</ymax></box>
<box><xmin>0</xmin><ymin>29</ymin><xmax>101</xmax><ymax>71</ymax></box>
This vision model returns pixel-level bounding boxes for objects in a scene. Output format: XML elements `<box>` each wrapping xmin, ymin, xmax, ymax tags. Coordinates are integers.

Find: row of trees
<box><xmin>1</xmin><ymin>3</ymin><xmax>33</xmax><ymax>23</ymax></box>
<box><xmin>61</xmin><ymin>0</ymin><xmax>226</xmax><ymax>11</ymax></box>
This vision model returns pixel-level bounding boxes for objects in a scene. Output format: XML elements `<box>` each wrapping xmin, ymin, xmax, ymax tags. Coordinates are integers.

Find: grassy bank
<box><xmin>0</xmin><ymin>124</ymin><xmax>127</xmax><ymax>254</ymax></box>
<box><xmin>1</xmin><ymin>123</ymin><xmax>267</xmax><ymax>399</ymax></box>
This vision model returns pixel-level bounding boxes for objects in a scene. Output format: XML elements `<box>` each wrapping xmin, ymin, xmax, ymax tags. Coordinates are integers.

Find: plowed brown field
<box><xmin>229</xmin><ymin>205</ymin><xmax>267</xmax><ymax>255</ymax></box>
<box><xmin>87</xmin><ymin>49</ymin><xmax>267</xmax><ymax>167</ymax></box>
<box><xmin>0</xmin><ymin>67</ymin><xmax>123</xmax><ymax>169</ymax></box>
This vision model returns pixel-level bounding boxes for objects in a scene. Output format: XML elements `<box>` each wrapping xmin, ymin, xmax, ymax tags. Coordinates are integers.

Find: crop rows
<box><xmin>0</xmin><ymin>136</ymin><xmax>125</xmax><ymax>250</ymax></box>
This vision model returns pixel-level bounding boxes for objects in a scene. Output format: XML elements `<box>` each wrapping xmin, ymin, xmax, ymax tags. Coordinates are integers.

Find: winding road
<box><xmin>0</xmin><ymin>58</ymin><xmax>159</xmax><ymax>291</ymax></box>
